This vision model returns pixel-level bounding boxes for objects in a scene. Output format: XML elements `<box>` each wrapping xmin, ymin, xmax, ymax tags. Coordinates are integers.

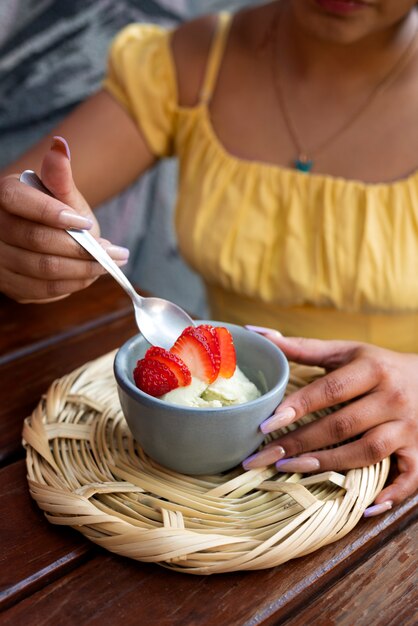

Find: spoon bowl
<box><xmin>20</xmin><ymin>170</ymin><xmax>195</xmax><ymax>348</ymax></box>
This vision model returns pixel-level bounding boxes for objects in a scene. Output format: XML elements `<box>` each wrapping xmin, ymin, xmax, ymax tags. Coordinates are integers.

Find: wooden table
<box><xmin>1</xmin><ymin>275</ymin><xmax>417</xmax><ymax>625</ymax></box>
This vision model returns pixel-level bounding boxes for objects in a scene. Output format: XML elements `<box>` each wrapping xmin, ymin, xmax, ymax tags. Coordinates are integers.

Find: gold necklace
<box><xmin>271</xmin><ymin>10</ymin><xmax>418</xmax><ymax>172</ymax></box>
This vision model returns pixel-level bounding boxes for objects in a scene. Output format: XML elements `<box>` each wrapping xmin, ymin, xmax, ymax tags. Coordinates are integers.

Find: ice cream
<box><xmin>161</xmin><ymin>366</ymin><xmax>260</xmax><ymax>407</ymax></box>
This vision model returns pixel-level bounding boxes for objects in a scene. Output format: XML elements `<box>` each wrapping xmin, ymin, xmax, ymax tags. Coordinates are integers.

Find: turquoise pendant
<box><xmin>294</xmin><ymin>155</ymin><xmax>313</xmax><ymax>173</ymax></box>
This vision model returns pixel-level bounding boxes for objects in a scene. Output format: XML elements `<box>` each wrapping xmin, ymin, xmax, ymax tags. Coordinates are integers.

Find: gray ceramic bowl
<box><xmin>114</xmin><ymin>321</ymin><xmax>289</xmax><ymax>475</ymax></box>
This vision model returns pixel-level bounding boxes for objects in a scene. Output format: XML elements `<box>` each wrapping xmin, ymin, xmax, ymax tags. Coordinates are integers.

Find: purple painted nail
<box><xmin>275</xmin><ymin>457</ymin><xmax>320</xmax><ymax>473</ymax></box>
<box><xmin>51</xmin><ymin>136</ymin><xmax>71</xmax><ymax>161</ymax></box>
<box><xmin>363</xmin><ymin>501</ymin><xmax>393</xmax><ymax>518</ymax></box>
<box><xmin>260</xmin><ymin>407</ymin><xmax>296</xmax><ymax>433</ymax></box>
<box><xmin>245</xmin><ymin>325</ymin><xmax>282</xmax><ymax>336</ymax></box>
<box><xmin>59</xmin><ymin>210</ymin><xmax>93</xmax><ymax>229</ymax></box>
<box><xmin>104</xmin><ymin>244</ymin><xmax>130</xmax><ymax>260</ymax></box>
<box><xmin>242</xmin><ymin>445</ymin><xmax>286</xmax><ymax>470</ymax></box>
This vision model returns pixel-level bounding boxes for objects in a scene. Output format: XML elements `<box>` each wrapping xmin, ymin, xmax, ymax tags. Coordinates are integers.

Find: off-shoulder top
<box><xmin>103</xmin><ymin>13</ymin><xmax>418</xmax><ymax>352</ymax></box>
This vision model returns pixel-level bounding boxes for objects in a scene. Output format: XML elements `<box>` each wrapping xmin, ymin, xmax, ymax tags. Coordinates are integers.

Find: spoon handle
<box><xmin>19</xmin><ymin>170</ymin><xmax>140</xmax><ymax>304</ymax></box>
<box><xmin>66</xmin><ymin>227</ymin><xmax>139</xmax><ymax>301</ymax></box>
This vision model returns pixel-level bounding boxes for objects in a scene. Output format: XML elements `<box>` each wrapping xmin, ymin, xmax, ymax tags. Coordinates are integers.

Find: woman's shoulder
<box><xmin>171</xmin><ymin>3</ymin><xmax>276</xmax><ymax>107</ymax></box>
<box><xmin>171</xmin><ymin>14</ymin><xmax>218</xmax><ymax>107</ymax></box>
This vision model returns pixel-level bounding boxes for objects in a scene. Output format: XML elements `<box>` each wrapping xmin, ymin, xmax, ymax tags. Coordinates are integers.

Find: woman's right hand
<box><xmin>0</xmin><ymin>136</ymin><xmax>130</xmax><ymax>303</ymax></box>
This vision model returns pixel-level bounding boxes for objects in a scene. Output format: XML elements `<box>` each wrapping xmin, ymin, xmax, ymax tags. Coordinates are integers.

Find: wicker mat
<box><xmin>22</xmin><ymin>350</ymin><xmax>389</xmax><ymax>575</ymax></box>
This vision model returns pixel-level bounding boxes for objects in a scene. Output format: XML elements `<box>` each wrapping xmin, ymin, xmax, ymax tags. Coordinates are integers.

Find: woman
<box><xmin>0</xmin><ymin>0</ymin><xmax>417</xmax><ymax>514</ymax></box>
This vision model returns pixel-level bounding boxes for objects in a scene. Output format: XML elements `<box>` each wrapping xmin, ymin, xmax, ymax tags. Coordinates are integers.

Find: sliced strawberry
<box><xmin>196</xmin><ymin>324</ymin><xmax>221</xmax><ymax>377</ymax></box>
<box><xmin>145</xmin><ymin>346</ymin><xmax>191</xmax><ymax>386</ymax></box>
<box><xmin>215</xmin><ymin>327</ymin><xmax>236</xmax><ymax>378</ymax></box>
<box><xmin>133</xmin><ymin>358</ymin><xmax>178</xmax><ymax>397</ymax></box>
<box><xmin>170</xmin><ymin>329</ymin><xmax>218</xmax><ymax>383</ymax></box>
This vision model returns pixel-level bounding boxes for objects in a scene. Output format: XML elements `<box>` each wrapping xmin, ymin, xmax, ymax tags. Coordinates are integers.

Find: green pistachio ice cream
<box><xmin>161</xmin><ymin>367</ymin><xmax>260</xmax><ymax>408</ymax></box>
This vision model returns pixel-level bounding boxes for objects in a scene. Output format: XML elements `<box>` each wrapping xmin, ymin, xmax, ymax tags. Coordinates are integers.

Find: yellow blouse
<box><xmin>104</xmin><ymin>14</ymin><xmax>418</xmax><ymax>352</ymax></box>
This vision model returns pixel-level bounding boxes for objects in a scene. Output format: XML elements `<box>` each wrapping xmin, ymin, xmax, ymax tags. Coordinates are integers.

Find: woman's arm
<box><xmin>243</xmin><ymin>330</ymin><xmax>418</xmax><ymax>514</ymax></box>
<box><xmin>0</xmin><ymin>90</ymin><xmax>156</xmax><ymax>302</ymax></box>
<box><xmin>0</xmin><ymin>14</ymin><xmax>219</xmax><ymax>303</ymax></box>
<box><xmin>1</xmin><ymin>89</ymin><xmax>156</xmax><ymax>207</ymax></box>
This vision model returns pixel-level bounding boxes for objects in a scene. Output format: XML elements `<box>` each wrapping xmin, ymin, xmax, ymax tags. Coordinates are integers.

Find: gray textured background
<box><xmin>0</xmin><ymin>0</ymin><xmax>261</xmax><ymax>316</ymax></box>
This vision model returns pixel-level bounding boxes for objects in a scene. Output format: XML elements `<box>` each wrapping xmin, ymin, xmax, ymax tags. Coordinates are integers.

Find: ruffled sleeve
<box><xmin>103</xmin><ymin>24</ymin><xmax>177</xmax><ymax>157</ymax></box>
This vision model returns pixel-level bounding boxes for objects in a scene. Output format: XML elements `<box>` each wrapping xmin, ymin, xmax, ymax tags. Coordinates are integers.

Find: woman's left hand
<box><xmin>242</xmin><ymin>330</ymin><xmax>418</xmax><ymax>516</ymax></box>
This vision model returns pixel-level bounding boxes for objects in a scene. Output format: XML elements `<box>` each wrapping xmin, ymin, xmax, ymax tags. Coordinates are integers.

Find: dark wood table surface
<box><xmin>1</xmin><ymin>275</ymin><xmax>417</xmax><ymax>625</ymax></box>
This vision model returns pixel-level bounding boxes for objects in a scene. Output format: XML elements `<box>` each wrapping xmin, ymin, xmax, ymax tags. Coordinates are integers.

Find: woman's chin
<box><xmin>287</xmin><ymin>0</ymin><xmax>390</xmax><ymax>46</ymax></box>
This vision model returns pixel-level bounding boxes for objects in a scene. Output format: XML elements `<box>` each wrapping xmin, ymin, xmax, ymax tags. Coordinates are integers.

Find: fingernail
<box><xmin>51</xmin><ymin>136</ymin><xmax>71</xmax><ymax>161</ymax></box>
<box><xmin>363</xmin><ymin>501</ymin><xmax>393</xmax><ymax>518</ymax></box>
<box><xmin>104</xmin><ymin>245</ymin><xmax>130</xmax><ymax>260</ymax></box>
<box><xmin>59</xmin><ymin>210</ymin><xmax>93</xmax><ymax>229</ymax></box>
<box><xmin>275</xmin><ymin>457</ymin><xmax>320</xmax><ymax>473</ymax></box>
<box><xmin>242</xmin><ymin>445</ymin><xmax>286</xmax><ymax>470</ymax></box>
<box><xmin>260</xmin><ymin>407</ymin><xmax>296</xmax><ymax>433</ymax></box>
<box><xmin>245</xmin><ymin>325</ymin><xmax>282</xmax><ymax>337</ymax></box>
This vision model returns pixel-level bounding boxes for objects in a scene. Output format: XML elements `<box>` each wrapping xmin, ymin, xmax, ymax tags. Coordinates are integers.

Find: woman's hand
<box><xmin>242</xmin><ymin>328</ymin><xmax>418</xmax><ymax>515</ymax></box>
<box><xmin>0</xmin><ymin>137</ymin><xmax>129</xmax><ymax>302</ymax></box>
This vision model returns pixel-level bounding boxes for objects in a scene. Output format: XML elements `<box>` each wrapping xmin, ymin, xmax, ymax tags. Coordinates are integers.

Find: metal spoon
<box><xmin>20</xmin><ymin>170</ymin><xmax>195</xmax><ymax>348</ymax></box>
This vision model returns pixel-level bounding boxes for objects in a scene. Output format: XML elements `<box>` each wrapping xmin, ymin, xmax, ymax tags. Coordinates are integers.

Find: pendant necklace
<box><xmin>271</xmin><ymin>10</ymin><xmax>418</xmax><ymax>173</ymax></box>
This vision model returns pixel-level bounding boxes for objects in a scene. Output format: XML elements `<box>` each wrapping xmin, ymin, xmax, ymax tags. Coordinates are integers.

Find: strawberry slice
<box><xmin>196</xmin><ymin>324</ymin><xmax>221</xmax><ymax>377</ymax></box>
<box><xmin>145</xmin><ymin>346</ymin><xmax>191</xmax><ymax>386</ymax></box>
<box><xmin>215</xmin><ymin>327</ymin><xmax>236</xmax><ymax>378</ymax></box>
<box><xmin>171</xmin><ymin>328</ymin><xmax>218</xmax><ymax>383</ymax></box>
<box><xmin>133</xmin><ymin>358</ymin><xmax>178</xmax><ymax>397</ymax></box>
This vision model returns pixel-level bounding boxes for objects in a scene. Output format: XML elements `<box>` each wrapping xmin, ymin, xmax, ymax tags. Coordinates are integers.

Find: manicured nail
<box><xmin>51</xmin><ymin>136</ymin><xmax>71</xmax><ymax>161</ymax></box>
<box><xmin>242</xmin><ymin>445</ymin><xmax>286</xmax><ymax>470</ymax></box>
<box><xmin>363</xmin><ymin>501</ymin><xmax>393</xmax><ymax>518</ymax></box>
<box><xmin>103</xmin><ymin>244</ymin><xmax>130</xmax><ymax>260</ymax></box>
<box><xmin>260</xmin><ymin>407</ymin><xmax>296</xmax><ymax>433</ymax></box>
<box><xmin>275</xmin><ymin>457</ymin><xmax>320</xmax><ymax>473</ymax></box>
<box><xmin>245</xmin><ymin>325</ymin><xmax>282</xmax><ymax>337</ymax></box>
<box><xmin>59</xmin><ymin>210</ymin><xmax>93</xmax><ymax>229</ymax></box>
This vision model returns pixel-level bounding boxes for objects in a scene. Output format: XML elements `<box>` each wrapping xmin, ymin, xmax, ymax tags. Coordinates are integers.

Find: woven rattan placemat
<box><xmin>23</xmin><ymin>350</ymin><xmax>389</xmax><ymax>574</ymax></box>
